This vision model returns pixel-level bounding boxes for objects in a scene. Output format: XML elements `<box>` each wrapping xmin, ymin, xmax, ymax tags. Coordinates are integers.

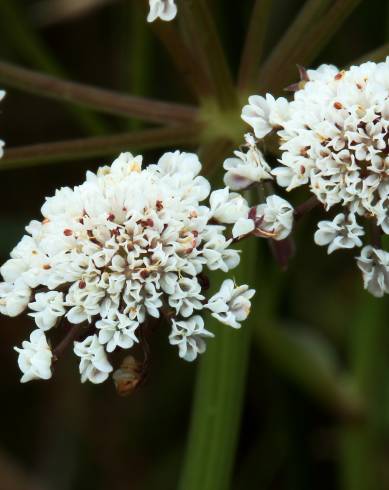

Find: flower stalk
<box><xmin>340</xmin><ymin>292</ymin><xmax>386</xmax><ymax>490</ymax></box>
<box><xmin>259</xmin><ymin>0</ymin><xmax>362</xmax><ymax>91</ymax></box>
<box><xmin>238</xmin><ymin>0</ymin><xmax>273</xmax><ymax>92</ymax></box>
<box><xmin>180</xmin><ymin>0</ymin><xmax>237</xmax><ymax>110</ymax></box>
<box><xmin>0</xmin><ymin>61</ymin><xmax>198</xmax><ymax>125</ymax></box>
<box><xmin>257</xmin><ymin>0</ymin><xmax>333</xmax><ymax>91</ymax></box>
<box><xmin>178</xmin><ymin>238</ymin><xmax>255</xmax><ymax>490</ymax></box>
<box><xmin>0</xmin><ymin>124</ymin><xmax>202</xmax><ymax>169</ymax></box>
<box><xmin>138</xmin><ymin>0</ymin><xmax>212</xmax><ymax>98</ymax></box>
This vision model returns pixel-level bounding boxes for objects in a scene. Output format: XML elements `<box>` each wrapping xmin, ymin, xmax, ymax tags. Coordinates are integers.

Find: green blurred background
<box><xmin>0</xmin><ymin>1</ymin><xmax>389</xmax><ymax>489</ymax></box>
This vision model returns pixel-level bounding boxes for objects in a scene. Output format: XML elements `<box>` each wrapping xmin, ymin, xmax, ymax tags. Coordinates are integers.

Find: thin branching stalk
<box><xmin>352</xmin><ymin>43</ymin><xmax>389</xmax><ymax>65</ymax></box>
<box><xmin>180</xmin><ymin>0</ymin><xmax>237</xmax><ymax>109</ymax></box>
<box><xmin>0</xmin><ymin>61</ymin><xmax>198</xmax><ymax>125</ymax></box>
<box><xmin>285</xmin><ymin>0</ymin><xmax>363</xmax><ymax>80</ymax></box>
<box><xmin>137</xmin><ymin>0</ymin><xmax>212</xmax><ymax>98</ymax></box>
<box><xmin>53</xmin><ymin>324</ymin><xmax>86</xmax><ymax>360</ymax></box>
<box><xmin>125</xmin><ymin>3</ymin><xmax>153</xmax><ymax>130</ymax></box>
<box><xmin>0</xmin><ymin>124</ymin><xmax>202</xmax><ymax>169</ymax></box>
<box><xmin>238</xmin><ymin>0</ymin><xmax>273</xmax><ymax>92</ymax></box>
<box><xmin>294</xmin><ymin>195</ymin><xmax>320</xmax><ymax>220</ymax></box>
<box><xmin>258</xmin><ymin>0</ymin><xmax>333</xmax><ymax>91</ymax></box>
<box><xmin>260</xmin><ymin>0</ymin><xmax>363</xmax><ymax>91</ymax></box>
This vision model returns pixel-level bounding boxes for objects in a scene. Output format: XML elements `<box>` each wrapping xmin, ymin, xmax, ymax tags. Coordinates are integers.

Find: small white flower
<box><xmin>201</xmin><ymin>233</ymin><xmax>240</xmax><ymax>272</ymax></box>
<box><xmin>168</xmin><ymin>277</ymin><xmax>204</xmax><ymax>318</ymax></box>
<box><xmin>74</xmin><ymin>334</ymin><xmax>113</xmax><ymax>384</ymax></box>
<box><xmin>314</xmin><ymin>213</ymin><xmax>364</xmax><ymax>254</ymax></box>
<box><xmin>65</xmin><ymin>281</ymin><xmax>105</xmax><ymax>324</ymax></box>
<box><xmin>28</xmin><ymin>291</ymin><xmax>65</xmax><ymax>330</ymax></box>
<box><xmin>356</xmin><ymin>246</ymin><xmax>389</xmax><ymax>297</ymax></box>
<box><xmin>223</xmin><ymin>134</ymin><xmax>273</xmax><ymax>191</ymax></box>
<box><xmin>241</xmin><ymin>94</ymin><xmax>289</xmax><ymax>138</ymax></box>
<box><xmin>206</xmin><ymin>279</ymin><xmax>255</xmax><ymax>329</ymax></box>
<box><xmin>232</xmin><ymin>217</ymin><xmax>255</xmax><ymax>239</ymax></box>
<box><xmin>169</xmin><ymin>315</ymin><xmax>214</xmax><ymax>362</ymax></box>
<box><xmin>14</xmin><ymin>329</ymin><xmax>52</xmax><ymax>383</ymax></box>
<box><xmin>156</xmin><ymin>150</ymin><xmax>201</xmax><ymax>178</ymax></box>
<box><xmin>0</xmin><ymin>278</ymin><xmax>31</xmax><ymax>317</ymax></box>
<box><xmin>147</xmin><ymin>0</ymin><xmax>177</xmax><ymax>22</ymax></box>
<box><xmin>254</xmin><ymin>195</ymin><xmax>294</xmax><ymax>240</ymax></box>
<box><xmin>110</xmin><ymin>152</ymin><xmax>143</xmax><ymax>175</ymax></box>
<box><xmin>210</xmin><ymin>188</ymin><xmax>250</xmax><ymax>224</ymax></box>
<box><xmin>0</xmin><ymin>257</ymin><xmax>27</xmax><ymax>283</ymax></box>
<box><xmin>96</xmin><ymin>313</ymin><xmax>139</xmax><ymax>353</ymax></box>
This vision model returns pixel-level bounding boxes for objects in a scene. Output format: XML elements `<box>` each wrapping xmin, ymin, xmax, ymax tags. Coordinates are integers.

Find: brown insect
<box><xmin>112</xmin><ymin>355</ymin><xmax>144</xmax><ymax>397</ymax></box>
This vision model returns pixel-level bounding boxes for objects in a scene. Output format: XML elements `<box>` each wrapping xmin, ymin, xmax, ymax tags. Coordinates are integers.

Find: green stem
<box><xmin>138</xmin><ymin>0</ymin><xmax>212</xmax><ymax>99</ymax></box>
<box><xmin>0</xmin><ymin>0</ymin><xmax>106</xmax><ymax>134</ymax></box>
<box><xmin>260</xmin><ymin>0</ymin><xmax>363</xmax><ymax>91</ymax></box>
<box><xmin>238</xmin><ymin>0</ymin><xmax>273</xmax><ymax>92</ymax></box>
<box><xmin>258</xmin><ymin>0</ymin><xmax>333</xmax><ymax>91</ymax></box>
<box><xmin>125</xmin><ymin>3</ymin><xmax>153</xmax><ymax>130</ymax></box>
<box><xmin>289</xmin><ymin>0</ymin><xmax>363</xmax><ymax>75</ymax></box>
<box><xmin>178</xmin><ymin>238</ymin><xmax>255</xmax><ymax>490</ymax></box>
<box><xmin>0</xmin><ymin>61</ymin><xmax>198</xmax><ymax>125</ymax></box>
<box><xmin>180</xmin><ymin>0</ymin><xmax>237</xmax><ymax>109</ymax></box>
<box><xmin>0</xmin><ymin>124</ymin><xmax>202</xmax><ymax>169</ymax></box>
<box><xmin>352</xmin><ymin>43</ymin><xmax>389</xmax><ymax>65</ymax></box>
<box><xmin>340</xmin><ymin>292</ymin><xmax>386</xmax><ymax>490</ymax></box>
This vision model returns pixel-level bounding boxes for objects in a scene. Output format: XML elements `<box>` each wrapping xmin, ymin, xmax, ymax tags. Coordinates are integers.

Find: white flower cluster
<box><xmin>147</xmin><ymin>0</ymin><xmax>177</xmax><ymax>22</ymax></box>
<box><xmin>1</xmin><ymin>151</ymin><xmax>255</xmax><ymax>384</ymax></box>
<box><xmin>239</xmin><ymin>59</ymin><xmax>389</xmax><ymax>297</ymax></box>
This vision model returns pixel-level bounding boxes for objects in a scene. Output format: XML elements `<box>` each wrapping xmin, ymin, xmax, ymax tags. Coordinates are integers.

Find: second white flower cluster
<box><xmin>226</xmin><ymin>59</ymin><xmax>389</xmax><ymax>298</ymax></box>
<box><xmin>1</xmin><ymin>151</ymin><xmax>256</xmax><ymax>384</ymax></box>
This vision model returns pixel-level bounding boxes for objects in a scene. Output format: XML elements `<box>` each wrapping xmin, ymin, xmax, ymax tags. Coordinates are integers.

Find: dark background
<box><xmin>0</xmin><ymin>1</ymin><xmax>388</xmax><ymax>489</ymax></box>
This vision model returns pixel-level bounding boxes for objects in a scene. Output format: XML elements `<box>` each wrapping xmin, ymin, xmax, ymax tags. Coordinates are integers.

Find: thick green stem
<box><xmin>0</xmin><ymin>61</ymin><xmax>198</xmax><ymax>125</ymax></box>
<box><xmin>0</xmin><ymin>124</ymin><xmax>202</xmax><ymax>169</ymax></box>
<box><xmin>178</xmin><ymin>238</ymin><xmax>256</xmax><ymax>490</ymax></box>
<box><xmin>340</xmin><ymin>292</ymin><xmax>387</xmax><ymax>490</ymax></box>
